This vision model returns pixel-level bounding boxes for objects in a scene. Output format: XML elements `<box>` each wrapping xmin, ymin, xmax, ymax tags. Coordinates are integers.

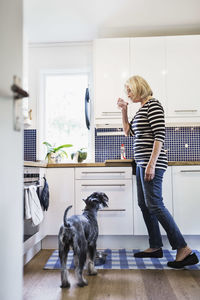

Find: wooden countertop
<box><xmin>24</xmin><ymin>161</ymin><xmax>47</xmax><ymax>167</ymax></box>
<box><xmin>47</xmin><ymin>159</ymin><xmax>133</xmax><ymax>168</ymax></box>
<box><xmin>24</xmin><ymin>160</ymin><xmax>200</xmax><ymax>168</ymax></box>
<box><xmin>168</xmin><ymin>161</ymin><xmax>200</xmax><ymax>166</ymax></box>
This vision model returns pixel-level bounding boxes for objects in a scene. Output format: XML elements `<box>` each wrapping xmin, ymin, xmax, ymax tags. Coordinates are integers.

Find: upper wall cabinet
<box><xmin>165</xmin><ymin>35</ymin><xmax>200</xmax><ymax>121</ymax></box>
<box><xmin>93</xmin><ymin>35</ymin><xmax>200</xmax><ymax>127</ymax></box>
<box><xmin>93</xmin><ymin>38</ymin><xmax>138</xmax><ymax>127</ymax></box>
<box><xmin>130</xmin><ymin>37</ymin><xmax>166</xmax><ymax>111</ymax></box>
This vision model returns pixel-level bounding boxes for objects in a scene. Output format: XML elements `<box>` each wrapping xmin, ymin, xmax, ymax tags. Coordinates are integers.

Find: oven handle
<box><xmin>24</xmin><ymin>184</ymin><xmax>43</xmax><ymax>190</ymax></box>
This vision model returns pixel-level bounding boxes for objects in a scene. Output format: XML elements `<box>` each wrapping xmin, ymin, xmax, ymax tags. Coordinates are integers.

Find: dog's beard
<box><xmin>99</xmin><ymin>203</ymin><xmax>105</xmax><ymax>210</ymax></box>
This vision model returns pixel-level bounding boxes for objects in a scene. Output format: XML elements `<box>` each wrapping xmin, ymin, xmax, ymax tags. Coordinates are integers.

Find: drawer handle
<box><xmin>174</xmin><ymin>109</ymin><xmax>198</xmax><ymax>113</ymax></box>
<box><xmin>81</xmin><ymin>184</ymin><xmax>126</xmax><ymax>187</ymax></box>
<box><xmin>82</xmin><ymin>171</ymin><xmax>125</xmax><ymax>174</ymax></box>
<box><xmin>99</xmin><ymin>209</ymin><xmax>126</xmax><ymax>212</ymax></box>
<box><xmin>180</xmin><ymin>170</ymin><xmax>200</xmax><ymax>173</ymax></box>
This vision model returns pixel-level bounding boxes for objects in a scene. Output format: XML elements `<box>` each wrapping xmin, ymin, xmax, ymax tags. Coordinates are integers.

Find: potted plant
<box><xmin>71</xmin><ymin>148</ymin><xmax>87</xmax><ymax>163</ymax></box>
<box><xmin>43</xmin><ymin>142</ymin><xmax>73</xmax><ymax>163</ymax></box>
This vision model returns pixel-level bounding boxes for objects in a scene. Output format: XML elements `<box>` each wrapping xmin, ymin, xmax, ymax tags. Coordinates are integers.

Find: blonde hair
<box><xmin>125</xmin><ymin>75</ymin><xmax>153</xmax><ymax>100</ymax></box>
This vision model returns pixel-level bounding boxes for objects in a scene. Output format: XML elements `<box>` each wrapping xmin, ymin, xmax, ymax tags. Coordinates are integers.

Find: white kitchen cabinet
<box><xmin>133</xmin><ymin>167</ymin><xmax>173</xmax><ymax>235</ymax></box>
<box><xmin>165</xmin><ymin>35</ymin><xmax>200</xmax><ymax>121</ymax></box>
<box><xmin>94</xmin><ymin>38</ymin><xmax>137</xmax><ymax>126</ymax></box>
<box><xmin>130</xmin><ymin>37</ymin><xmax>166</xmax><ymax>111</ymax></box>
<box><xmin>172</xmin><ymin>165</ymin><xmax>200</xmax><ymax>235</ymax></box>
<box><xmin>75</xmin><ymin>167</ymin><xmax>133</xmax><ymax>235</ymax></box>
<box><xmin>94</xmin><ymin>35</ymin><xmax>200</xmax><ymax>126</ymax></box>
<box><xmin>43</xmin><ymin>168</ymin><xmax>74</xmax><ymax>235</ymax></box>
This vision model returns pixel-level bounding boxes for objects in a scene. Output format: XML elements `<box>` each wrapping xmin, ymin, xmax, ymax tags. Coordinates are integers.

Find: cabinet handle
<box><xmin>82</xmin><ymin>171</ymin><xmax>125</xmax><ymax>174</ymax></box>
<box><xmin>174</xmin><ymin>109</ymin><xmax>198</xmax><ymax>113</ymax></box>
<box><xmin>81</xmin><ymin>184</ymin><xmax>126</xmax><ymax>187</ymax></box>
<box><xmin>180</xmin><ymin>170</ymin><xmax>200</xmax><ymax>173</ymax></box>
<box><xmin>99</xmin><ymin>209</ymin><xmax>126</xmax><ymax>212</ymax></box>
<box><xmin>102</xmin><ymin>112</ymin><xmax>121</xmax><ymax>115</ymax></box>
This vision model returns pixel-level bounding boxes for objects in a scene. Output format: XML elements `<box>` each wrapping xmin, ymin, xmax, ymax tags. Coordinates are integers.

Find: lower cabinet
<box><xmin>42</xmin><ymin>165</ymin><xmax>200</xmax><ymax>238</ymax></box>
<box><xmin>172</xmin><ymin>166</ymin><xmax>200</xmax><ymax>235</ymax></box>
<box><xmin>43</xmin><ymin>168</ymin><xmax>74</xmax><ymax>235</ymax></box>
<box><xmin>75</xmin><ymin>167</ymin><xmax>133</xmax><ymax>235</ymax></box>
<box><xmin>133</xmin><ymin>167</ymin><xmax>173</xmax><ymax>235</ymax></box>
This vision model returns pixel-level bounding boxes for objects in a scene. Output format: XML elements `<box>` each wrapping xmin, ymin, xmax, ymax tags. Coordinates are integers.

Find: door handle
<box><xmin>85</xmin><ymin>87</ymin><xmax>90</xmax><ymax>130</ymax></box>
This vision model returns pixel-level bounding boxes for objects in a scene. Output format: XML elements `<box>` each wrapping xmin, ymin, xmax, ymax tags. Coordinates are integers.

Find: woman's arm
<box><xmin>145</xmin><ymin>140</ymin><xmax>162</xmax><ymax>181</ymax></box>
<box><xmin>117</xmin><ymin>98</ymin><xmax>130</xmax><ymax>136</ymax></box>
<box><xmin>145</xmin><ymin>100</ymin><xmax>166</xmax><ymax>181</ymax></box>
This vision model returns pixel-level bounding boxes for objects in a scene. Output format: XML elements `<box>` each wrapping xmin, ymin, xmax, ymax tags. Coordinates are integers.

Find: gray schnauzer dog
<box><xmin>58</xmin><ymin>192</ymin><xmax>109</xmax><ymax>288</ymax></box>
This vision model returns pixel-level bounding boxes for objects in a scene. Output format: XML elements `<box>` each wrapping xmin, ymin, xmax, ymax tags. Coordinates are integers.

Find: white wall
<box><xmin>0</xmin><ymin>0</ymin><xmax>23</xmax><ymax>300</ymax></box>
<box><xmin>28</xmin><ymin>42</ymin><xmax>93</xmax><ymax>159</ymax></box>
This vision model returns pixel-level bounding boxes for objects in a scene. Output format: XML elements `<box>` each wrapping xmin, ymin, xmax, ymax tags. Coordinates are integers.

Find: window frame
<box><xmin>37</xmin><ymin>68</ymin><xmax>94</xmax><ymax>162</ymax></box>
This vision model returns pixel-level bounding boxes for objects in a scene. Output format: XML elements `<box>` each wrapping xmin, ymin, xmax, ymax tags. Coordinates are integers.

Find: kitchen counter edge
<box><xmin>24</xmin><ymin>160</ymin><xmax>200</xmax><ymax>168</ymax></box>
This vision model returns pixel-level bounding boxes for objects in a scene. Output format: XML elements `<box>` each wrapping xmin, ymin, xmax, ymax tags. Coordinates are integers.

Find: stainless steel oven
<box><xmin>23</xmin><ymin>167</ymin><xmax>42</xmax><ymax>242</ymax></box>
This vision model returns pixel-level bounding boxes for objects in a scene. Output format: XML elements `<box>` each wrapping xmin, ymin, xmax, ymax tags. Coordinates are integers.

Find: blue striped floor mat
<box><xmin>44</xmin><ymin>249</ymin><xmax>200</xmax><ymax>270</ymax></box>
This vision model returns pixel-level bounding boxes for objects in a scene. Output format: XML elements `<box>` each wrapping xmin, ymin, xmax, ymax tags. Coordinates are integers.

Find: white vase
<box><xmin>48</xmin><ymin>153</ymin><xmax>57</xmax><ymax>164</ymax></box>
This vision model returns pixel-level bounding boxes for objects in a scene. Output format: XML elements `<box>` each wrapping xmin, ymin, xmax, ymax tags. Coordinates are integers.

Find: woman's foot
<box><xmin>176</xmin><ymin>246</ymin><xmax>192</xmax><ymax>261</ymax></box>
<box><xmin>143</xmin><ymin>248</ymin><xmax>161</xmax><ymax>253</ymax></box>
<box><xmin>167</xmin><ymin>246</ymin><xmax>199</xmax><ymax>269</ymax></box>
<box><xmin>167</xmin><ymin>253</ymin><xmax>199</xmax><ymax>269</ymax></box>
<box><xmin>134</xmin><ymin>248</ymin><xmax>163</xmax><ymax>258</ymax></box>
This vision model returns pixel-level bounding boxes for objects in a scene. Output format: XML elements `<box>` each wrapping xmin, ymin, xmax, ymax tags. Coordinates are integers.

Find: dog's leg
<box><xmin>87</xmin><ymin>244</ymin><xmax>97</xmax><ymax>276</ymax></box>
<box><xmin>74</xmin><ymin>251</ymin><xmax>88</xmax><ymax>287</ymax></box>
<box><xmin>74</xmin><ymin>239</ymin><xmax>88</xmax><ymax>287</ymax></box>
<box><xmin>59</xmin><ymin>233</ymin><xmax>70</xmax><ymax>288</ymax></box>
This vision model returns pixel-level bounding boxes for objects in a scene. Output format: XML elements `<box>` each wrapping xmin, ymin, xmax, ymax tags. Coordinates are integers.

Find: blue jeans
<box><xmin>136</xmin><ymin>166</ymin><xmax>187</xmax><ymax>250</ymax></box>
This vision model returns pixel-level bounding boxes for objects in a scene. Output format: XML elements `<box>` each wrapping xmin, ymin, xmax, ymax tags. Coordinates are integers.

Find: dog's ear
<box><xmin>99</xmin><ymin>192</ymin><xmax>109</xmax><ymax>207</ymax></box>
<box><xmin>82</xmin><ymin>198</ymin><xmax>87</xmax><ymax>204</ymax></box>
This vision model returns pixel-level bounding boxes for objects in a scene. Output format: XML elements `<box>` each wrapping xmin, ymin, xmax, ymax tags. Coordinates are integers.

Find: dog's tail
<box><xmin>63</xmin><ymin>205</ymin><xmax>72</xmax><ymax>227</ymax></box>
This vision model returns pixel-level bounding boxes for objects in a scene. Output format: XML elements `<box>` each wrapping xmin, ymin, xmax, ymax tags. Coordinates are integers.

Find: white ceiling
<box><xmin>24</xmin><ymin>0</ymin><xmax>200</xmax><ymax>43</ymax></box>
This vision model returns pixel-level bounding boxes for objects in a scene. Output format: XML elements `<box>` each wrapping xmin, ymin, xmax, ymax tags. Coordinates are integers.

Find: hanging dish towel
<box><xmin>28</xmin><ymin>185</ymin><xmax>44</xmax><ymax>226</ymax></box>
<box><xmin>40</xmin><ymin>177</ymin><xmax>49</xmax><ymax>211</ymax></box>
<box><xmin>24</xmin><ymin>188</ymin><xmax>31</xmax><ymax>220</ymax></box>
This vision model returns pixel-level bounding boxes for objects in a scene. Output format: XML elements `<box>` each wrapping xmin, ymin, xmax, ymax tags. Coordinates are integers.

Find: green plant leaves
<box><xmin>43</xmin><ymin>142</ymin><xmax>73</xmax><ymax>160</ymax></box>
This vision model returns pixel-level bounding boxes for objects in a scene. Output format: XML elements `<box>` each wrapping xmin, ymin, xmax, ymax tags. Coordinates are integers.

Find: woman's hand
<box><xmin>117</xmin><ymin>98</ymin><xmax>128</xmax><ymax>110</ymax></box>
<box><xmin>145</xmin><ymin>163</ymin><xmax>155</xmax><ymax>181</ymax></box>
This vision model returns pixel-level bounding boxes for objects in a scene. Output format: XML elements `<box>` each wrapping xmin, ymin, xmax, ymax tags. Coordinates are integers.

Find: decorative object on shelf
<box><xmin>43</xmin><ymin>142</ymin><xmax>73</xmax><ymax>163</ymax></box>
<box><xmin>71</xmin><ymin>148</ymin><xmax>87</xmax><ymax>163</ymax></box>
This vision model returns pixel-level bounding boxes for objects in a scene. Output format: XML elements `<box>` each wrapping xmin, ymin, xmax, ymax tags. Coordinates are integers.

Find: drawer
<box><xmin>75</xmin><ymin>179</ymin><xmax>133</xmax><ymax>235</ymax></box>
<box><xmin>75</xmin><ymin>167</ymin><xmax>132</xmax><ymax>180</ymax></box>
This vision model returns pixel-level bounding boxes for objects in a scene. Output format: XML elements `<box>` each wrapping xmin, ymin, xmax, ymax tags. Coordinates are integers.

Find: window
<box><xmin>44</xmin><ymin>73</ymin><xmax>91</xmax><ymax>160</ymax></box>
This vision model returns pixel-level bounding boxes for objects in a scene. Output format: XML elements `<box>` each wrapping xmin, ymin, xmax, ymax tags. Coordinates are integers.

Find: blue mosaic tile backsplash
<box><xmin>95</xmin><ymin>127</ymin><xmax>200</xmax><ymax>162</ymax></box>
<box><xmin>24</xmin><ymin>129</ymin><xmax>36</xmax><ymax>161</ymax></box>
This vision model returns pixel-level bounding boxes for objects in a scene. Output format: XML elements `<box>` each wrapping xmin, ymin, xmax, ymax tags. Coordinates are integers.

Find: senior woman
<box><xmin>117</xmin><ymin>75</ymin><xmax>199</xmax><ymax>268</ymax></box>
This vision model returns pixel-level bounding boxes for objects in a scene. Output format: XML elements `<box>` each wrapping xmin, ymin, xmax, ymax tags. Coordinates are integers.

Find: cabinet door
<box><xmin>94</xmin><ymin>38</ymin><xmax>130</xmax><ymax>124</ymax></box>
<box><xmin>130</xmin><ymin>37</ymin><xmax>166</xmax><ymax>111</ymax></box>
<box><xmin>43</xmin><ymin>168</ymin><xmax>74</xmax><ymax>235</ymax></box>
<box><xmin>166</xmin><ymin>35</ymin><xmax>200</xmax><ymax>119</ymax></box>
<box><xmin>133</xmin><ymin>167</ymin><xmax>173</xmax><ymax>235</ymax></box>
<box><xmin>172</xmin><ymin>166</ymin><xmax>200</xmax><ymax>234</ymax></box>
<box><xmin>75</xmin><ymin>179</ymin><xmax>133</xmax><ymax>235</ymax></box>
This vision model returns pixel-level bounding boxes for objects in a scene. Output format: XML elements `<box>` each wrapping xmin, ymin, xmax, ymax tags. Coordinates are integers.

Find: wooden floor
<box><xmin>24</xmin><ymin>250</ymin><xmax>200</xmax><ymax>300</ymax></box>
